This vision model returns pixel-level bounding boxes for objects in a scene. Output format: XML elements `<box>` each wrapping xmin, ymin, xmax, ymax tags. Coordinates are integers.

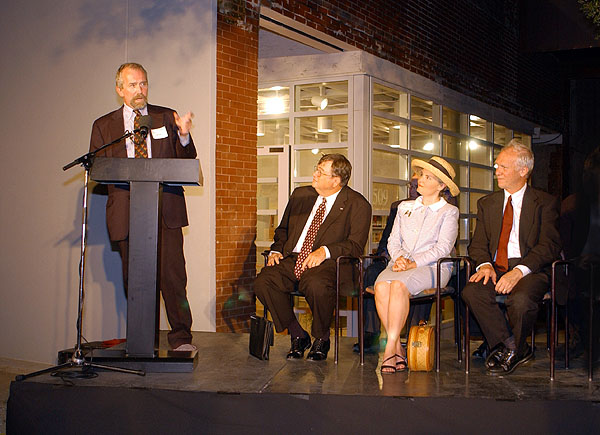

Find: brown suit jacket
<box><xmin>468</xmin><ymin>186</ymin><xmax>561</xmax><ymax>278</ymax></box>
<box><xmin>271</xmin><ymin>185</ymin><xmax>372</xmax><ymax>260</ymax></box>
<box><xmin>89</xmin><ymin>104</ymin><xmax>197</xmax><ymax>241</ymax></box>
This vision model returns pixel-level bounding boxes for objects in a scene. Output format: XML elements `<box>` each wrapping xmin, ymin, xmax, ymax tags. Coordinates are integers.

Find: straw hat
<box><xmin>411</xmin><ymin>156</ymin><xmax>460</xmax><ymax>197</ymax></box>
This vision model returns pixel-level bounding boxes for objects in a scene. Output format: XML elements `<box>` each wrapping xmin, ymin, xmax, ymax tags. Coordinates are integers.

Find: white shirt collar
<box><xmin>412</xmin><ymin>196</ymin><xmax>447</xmax><ymax>212</ymax></box>
<box><xmin>123</xmin><ymin>104</ymin><xmax>148</xmax><ymax>121</ymax></box>
<box><xmin>504</xmin><ymin>183</ymin><xmax>527</xmax><ymax>204</ymax></box>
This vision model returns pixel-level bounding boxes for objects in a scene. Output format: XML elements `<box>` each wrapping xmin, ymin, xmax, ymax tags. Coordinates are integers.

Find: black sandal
<box><xmin>381</xmin><ymin>355</ymin><xmax>397</xmax><ymax>374</ymax></box>
<box><xmin>395</xmin><ymin>354</ymin><xmax>408</xmax><ymax>371</ymax></box>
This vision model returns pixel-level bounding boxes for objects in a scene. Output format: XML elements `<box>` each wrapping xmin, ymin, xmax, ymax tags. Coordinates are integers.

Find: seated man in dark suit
<box><xmin>254</xmin><ymin>154</ymin><xmax>371</xmax><ymax>361</ymax></box>
<box><xmin>462</xmin><ymin>140</ymin><xmax>561</xmax><ymax>375</ymax></box>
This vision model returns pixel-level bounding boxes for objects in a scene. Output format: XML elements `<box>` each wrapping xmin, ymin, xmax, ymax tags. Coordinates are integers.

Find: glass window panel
<box><xmin>372</xmin><ymin>83</ymin><xmax>408</xmax><ymax>117</ymax></box>
<box><xmin>257</xmin><ymin>155</ymin><xmax>278</xmax><ymax>178</ymax></box>
<box><xmin>470</xmin><ymin>218</ymin><xmax>477</xmax><ymax>238</ymax></box>
<box><xmin>372</xmin><ymin>117</ymin><xmax>408</xmax><ymax>149</ymax></box>
<box><xmin>295</xmin><ymin>115</ymin><xmax>348</xmax><ymax>144</ymax></box>
<box><xmin>443</xmin><ymin>135</ymin><xmax>468</xmax><ymax>161</ymax></box>
<box><xmin>256</xmin><ymin>214</ymin><xmax>277</xmax><ymax>243</ymax></box>
<box><xmin>258</xmin><ymin>86</ymin><xmax>289</xmax><ymax>115</ymax></box>
<box><xmin>294</xmin><ymin>181</ymin><xmax>313</xmax><ymax>189</ymax></box>
<box><xmin>513</xmin><ymin>132</ymin><xmax>532</xmax><ymax>147</ymax></box>
<box><xmin>372</xmin><ymin>215</ymin><xmax>389</xmax><ymax>248</ymax></box>
<box><xmin>411</xmin><ymin>126</ymin><xmax>440</xmax><ymax>154</ymax></box>
<box><xmin>257</xmin><ymin>119</ymin><xmax>289</xmax><ymax>146</ymax></box>
<box><xmin>459</xmin><ymin>218</ymin><xmax>469</xmax><ymax>240</ymax></box>
<box><xmin>373</xmin><ymin>149</ymin><xmax>408</xmax><ymax>180</ymax></box>
<box><xmin>459</xmin><ymin>192</ymin><xmax>468</xmax><ymax>214</ymax></box>
<box><xmin>411</xmin><ymin>96</ymin><xmax>440</xmax><ymax>126</ymax></box>
<box><xmin>295</xmin><ymin>81</ymin><xmax>348</xmax><ymax>112</ymax></box>
<box><xmin>294</xmin><ymin>148</ymin><xmax>348</xmax><ymax>178</ymax></box>
<box><xmin>469</xmin><ymin>115</ymin><xmax>489</xmax><ymax>140</ymax></box>
<box><xmin>493</xmin><ymin>145</ymin><xmax>502</xmax><ymax>162</ymax></box>
<box><xmin>257</xmin><ymin>183</ymin><xmax>278</xmax><ymax>210</ymax></box>
<box><xmin>470</xmin><ymin>192</ymin><xmax>487</xmax><ymax>214</ymax></box>
<box><xmin>443</xmin><ymin>107</ymin><xmax>468</xmax><ymax>134</ymax></box>
<box><xmin>493</xmin><ymin>124</ymin><xmax>511</xmax><ymax>146</ymax></box>
<box><xmin>372</xmin><ymin>182</ymin><xmax>401</xmax><ymax>211</ymax></box>
<box><xmin>469</xmin><ymin>141</ymin><xmax>493</xmax><ymax>166</ymax></box>
<box><xmin>444</xmin><ymin>161</ymin><xmax>468</xmax><ymax>188</ymax></box>
<box><xmin>470</xmin><ymin>167</ymin><xmax>493</xmax><ymax>191</ymax></box>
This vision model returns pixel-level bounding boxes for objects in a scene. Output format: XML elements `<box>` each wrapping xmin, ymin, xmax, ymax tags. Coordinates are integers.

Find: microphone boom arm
<box><xmin>62</xmin><ymin>130</ymin><xmax>135</xmax><ymax>171</ymax></box>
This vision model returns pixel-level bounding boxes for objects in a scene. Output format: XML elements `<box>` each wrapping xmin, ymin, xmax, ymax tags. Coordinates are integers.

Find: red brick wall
<box><xmin>263</xmin><ymin>0</ymin><xmax>564</xmax><ymax>132</ymax></box>
<box><xmin>215</xmin><ymin>1</ymin><xmax>260</xmax><ymax>332</ymax></box>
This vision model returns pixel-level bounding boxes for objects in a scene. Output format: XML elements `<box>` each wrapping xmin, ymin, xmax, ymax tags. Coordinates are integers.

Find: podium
<box><xmin>87</xmin><ymin>157</ymin><xmax>202</xmax><ymax>371</ymax></box>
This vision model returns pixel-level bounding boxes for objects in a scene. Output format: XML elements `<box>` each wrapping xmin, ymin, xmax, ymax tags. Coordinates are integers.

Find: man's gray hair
<box><xmin>115</xmin><ymin>63</ymin><xmax>147</xmax><ymax>89</ymax></box>
<box><xmin>504</xmin><ymin>139</ymin><xmax>534</xmax><ymax>176</ymax></box>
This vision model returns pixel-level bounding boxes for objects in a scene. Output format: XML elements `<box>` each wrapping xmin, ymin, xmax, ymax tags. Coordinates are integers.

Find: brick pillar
<box><xmin>215</xmin><ymin>0</ymin><xmax>259</xmax><ymax>332</ymax></box>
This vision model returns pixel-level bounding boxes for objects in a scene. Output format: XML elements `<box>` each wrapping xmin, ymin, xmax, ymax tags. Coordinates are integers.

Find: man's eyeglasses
<box><xmin>313</xmin><ymin>165</ymin><xmax>335</xmax><ymax>178</ymax></box>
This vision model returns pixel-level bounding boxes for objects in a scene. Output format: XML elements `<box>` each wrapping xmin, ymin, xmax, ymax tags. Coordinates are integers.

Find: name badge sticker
<box><xmin>151</xmin><ymin>126</ymin><xmax>168</xmax><ymax>139</ymax></box>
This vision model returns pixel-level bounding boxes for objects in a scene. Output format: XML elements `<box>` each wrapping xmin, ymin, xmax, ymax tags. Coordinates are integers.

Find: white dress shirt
<box><xmin>478</xmin><ymin>183</ymin><xmax>531</xmax><ymax>276</ymax></box>
<box><xmin>122</xmin><ymin>105</ymin><xmax>189</xmax><ymax>158</ymax></box>
<box><xmin>291</xmin><ymin>189</ymin><xmax>342</xmax><ymax>259</ymax></box>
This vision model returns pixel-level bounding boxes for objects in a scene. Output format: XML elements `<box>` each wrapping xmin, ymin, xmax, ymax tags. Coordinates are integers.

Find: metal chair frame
<box><xmin>259</xmin><ymin>251</ymin><xmax>360</xmax><ymax>364</ymax></box>
<box><xmin>357</xmin><ymin>255</ymin><xmax>471</xmax><ymax>372</ymax></box>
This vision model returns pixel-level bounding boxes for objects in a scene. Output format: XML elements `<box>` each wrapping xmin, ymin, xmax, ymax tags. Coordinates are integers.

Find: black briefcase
<box><xmin>249</xmin><ymin>314</ymin><xmax>274</xmax><ymax>360</ymax></box>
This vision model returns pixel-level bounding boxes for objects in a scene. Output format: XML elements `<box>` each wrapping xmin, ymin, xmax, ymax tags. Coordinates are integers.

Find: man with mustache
<box><xmin>89</xmin><ymin>63</ymin><xmax>197</xmax><ymax>351</ymax></box>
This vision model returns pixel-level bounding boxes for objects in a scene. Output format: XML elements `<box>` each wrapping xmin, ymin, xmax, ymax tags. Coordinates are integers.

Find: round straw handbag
<box><xmin>407</xmin><ymin>320</ymin><xmax>435</xmax><ymax>371</ymax></box>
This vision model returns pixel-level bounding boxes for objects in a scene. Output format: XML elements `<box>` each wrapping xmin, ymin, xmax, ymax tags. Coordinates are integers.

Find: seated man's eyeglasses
<box><xmin>313</xmin><ymin>165</ymin><xmax>335</xmax><ymax>178</ymax></box>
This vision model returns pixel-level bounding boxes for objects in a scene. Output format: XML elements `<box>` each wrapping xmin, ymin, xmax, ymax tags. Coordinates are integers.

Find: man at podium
<box><xmin>89</xmin><ymin>62</ymin><xmax>197</xmax><ymax>352</ymax></box>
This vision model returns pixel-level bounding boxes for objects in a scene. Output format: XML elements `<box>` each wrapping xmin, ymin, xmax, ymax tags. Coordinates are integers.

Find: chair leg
<box><xmin>565</xmin><ymin>302</ymin><xmax>569</xmax><ymax>370</ymax></box>
<box><xmin>589</xmin><ymin>267</ymin><xmax>594</xmax><ymax>382</ymax></box>
<box><xmin>334</xmin><ymin>285</ymin><xmax>339</xmax><ymax>365</ymax></box>
<box><xmin>550</xmin><ymin>293</ymin><xmax>556</xmax><ymax>381</ymax></box>
<box><xmin>465</xmin><ymin>304</ymin><xmax>470</xmax><ymax>374</ymax></box>
<box><xmin>546</xmin><ymin>301</ymin><xmax>551</xmax><ymax>351</ymax></box>
<box><xmin>359</xmin><ymin>291</ymin><xmax>364</xmax><ymax>365</ymax></box>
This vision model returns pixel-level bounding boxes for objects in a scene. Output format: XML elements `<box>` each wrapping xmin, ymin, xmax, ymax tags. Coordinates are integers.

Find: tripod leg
<box><xmin>15</xmin><ymin>362</ymin><xmax>75</xmax><ymax>381</ymax></box>
<box><xmin>85</xmin><ymin>362</ymin><xmax>145</xmax><ymax>376</ymax></box>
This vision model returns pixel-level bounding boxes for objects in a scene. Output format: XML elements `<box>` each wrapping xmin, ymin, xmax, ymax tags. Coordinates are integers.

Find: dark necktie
<box><xmin>133</xmin><ymin>110</ymin><xmax>148</xmax><ymax>158</ymax></box>
<box><xmin>294</xmin><ymin>198</ymin><xmax>327</xmax><ymax>279</ymax></box>
<box><xmin>495</xmin><ymin>196</ymin><xmax>513</xmax><ymax>272</ymax></box>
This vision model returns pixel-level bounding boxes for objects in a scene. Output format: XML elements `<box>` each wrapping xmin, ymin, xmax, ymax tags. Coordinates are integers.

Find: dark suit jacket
<box><xmin>89</xmin><ymin>104</ymin><xmax>197</xmax><ymax>241</ymax></box>
<box><xmin>468</xmin><ymin>186</ymin><xmax>561</xmax><ymax>277</ymax></box>
<box><xmin>271</xmin><ymin>185</ymin><xmax>372</xmax><ymax>260</ymax></box>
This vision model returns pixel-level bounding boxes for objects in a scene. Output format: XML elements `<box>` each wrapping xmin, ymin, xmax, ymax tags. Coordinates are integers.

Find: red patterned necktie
<box><xmin>495</xmin><ymin>196</ymin><xmax>513</xmax><ymax>272</ymax></box>
<box><xmin>294</xmin><ymin>198</ymin><xmax>327</xmax><ymax>279</ymax></box>
<box><xmin>133</xmin><ymin>110</ymin><xmax>148</xmax><ymax>158</ymax></box>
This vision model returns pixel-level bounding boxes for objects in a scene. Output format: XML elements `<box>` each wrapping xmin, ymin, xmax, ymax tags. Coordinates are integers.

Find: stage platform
<box><xmin>7</xmin><ymin>331</ymin><xmax>600</xmax><ymax>434</ymax></box>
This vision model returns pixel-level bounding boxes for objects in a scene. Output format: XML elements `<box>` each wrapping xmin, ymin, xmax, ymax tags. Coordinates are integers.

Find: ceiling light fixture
<box><xmin>317</xmin><ymin>116</ymin><xmax>333</xmax><ymax>133</ymax></box>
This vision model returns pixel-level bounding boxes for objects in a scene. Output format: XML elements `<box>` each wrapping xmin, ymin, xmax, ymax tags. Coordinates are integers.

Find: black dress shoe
<box><xmin>352</xmin><ymin>333</ymin><xmax>380</xmax><ymax>354</ymax></box>
<box><xmin>487</xmin><ymin>345</ymin><xmax>533</xmax><ymax>375</ymax></box>
<box><xmin>287</xmin><ymin>335</ymin><xmax>312</xmax><ymax>359</ymax></box>
<box><xmin>472</xmin><ymin>342</ymin><xmax>490</xmax><ymax>360</ymax></box>
<box><xmin>485</xmin><ymin>345</ymin><xmax>506</xmax><ymax>370</ymax></box>
<box><xmin>307</xmin><ymin>338</ymin><xmax>330</xmax><ymax>361</ymax></box>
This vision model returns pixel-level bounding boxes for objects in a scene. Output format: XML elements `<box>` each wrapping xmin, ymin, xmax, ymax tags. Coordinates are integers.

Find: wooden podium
<box><xmin>88</xmin><ymin>157</ymin><xmax>202</xmax><ymax>371</ymax></box>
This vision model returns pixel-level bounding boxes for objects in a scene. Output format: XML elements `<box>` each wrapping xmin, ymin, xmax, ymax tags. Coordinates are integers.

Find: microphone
<box><xmin>134</xmin><ymin>115</ymin><xmax>153</xmax><ymax>138</ymax></box>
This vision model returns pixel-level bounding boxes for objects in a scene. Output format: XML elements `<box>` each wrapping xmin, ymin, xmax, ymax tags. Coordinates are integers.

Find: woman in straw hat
<box><xmin>374</xmin><ymin>156</ymin><xmax>460</xmax><ymax>373</ymax></box>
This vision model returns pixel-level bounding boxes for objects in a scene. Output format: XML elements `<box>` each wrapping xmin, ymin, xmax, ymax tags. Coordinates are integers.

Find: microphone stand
<box><xmin>16</xmin><ymin>130</ymin><xmax>147</xmax><ymax>380</ymax></box>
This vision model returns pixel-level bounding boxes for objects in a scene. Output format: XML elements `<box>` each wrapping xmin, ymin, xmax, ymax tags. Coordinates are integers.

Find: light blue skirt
<box><xmin>374</xmin><ymin>264</ymin><xmax>452</xmax><ymax>295</ymax></box>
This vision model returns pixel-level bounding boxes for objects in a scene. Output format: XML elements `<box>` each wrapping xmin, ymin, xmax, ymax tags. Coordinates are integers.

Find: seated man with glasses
<box><xmin>254</xmin><ymin>154</ymin><xmax>371</xmax><ymax>361</ymax></box>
